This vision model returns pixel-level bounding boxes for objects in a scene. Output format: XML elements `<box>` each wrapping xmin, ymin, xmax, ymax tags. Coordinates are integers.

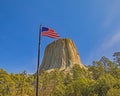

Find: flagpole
<box><xmin>36</xmin><ymin>24</ymin><xmax>42</xmax><ymax>96</ymax></box>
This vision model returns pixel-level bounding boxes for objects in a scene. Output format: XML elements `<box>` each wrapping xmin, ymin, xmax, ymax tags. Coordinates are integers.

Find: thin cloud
<box><xmin>84</xmin><ymin>1</ymin><xmax>120</xmax><ymax>65</ymax></box>
<box><xmin>101</xmin><ymin>31</ymin><xmax>120</xmax><ymax>50</ymax></box>
<box><xmin>86</xmin><ymin>30</ymin><xmax>120</xmax><ymax>64</ymax></box>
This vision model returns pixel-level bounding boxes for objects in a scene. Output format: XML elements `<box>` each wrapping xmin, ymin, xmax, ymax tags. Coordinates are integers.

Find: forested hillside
<box><xmin>0</xmin><ymin>52</ymin><xmax>120</xmax><ymax>96</ymax></box>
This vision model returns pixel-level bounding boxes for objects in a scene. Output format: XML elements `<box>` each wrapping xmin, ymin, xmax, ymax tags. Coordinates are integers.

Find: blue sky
<box><xmin>0</xmin><ymin>0</ymin><xmax>120</xmax><ymax>73</ymax></box>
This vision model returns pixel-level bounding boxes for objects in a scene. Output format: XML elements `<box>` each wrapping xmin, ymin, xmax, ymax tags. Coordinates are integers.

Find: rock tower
<box><xmin>39</xmin><ymin>38</ymin><xmax>86</xmax><ymax>72</ymax></box>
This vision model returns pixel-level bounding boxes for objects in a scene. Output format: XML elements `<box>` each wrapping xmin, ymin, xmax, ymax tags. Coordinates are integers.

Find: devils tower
<box><xmin>39</xmin><ymin>38</ymin><xmax>86</xmax><ymax>72</ymax></box>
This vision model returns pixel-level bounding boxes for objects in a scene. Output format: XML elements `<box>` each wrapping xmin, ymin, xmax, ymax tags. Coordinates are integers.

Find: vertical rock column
<box><xmin>39</xmin><ymin>38</ymin><xmax>86</xmax><ymax>72</ymax></box>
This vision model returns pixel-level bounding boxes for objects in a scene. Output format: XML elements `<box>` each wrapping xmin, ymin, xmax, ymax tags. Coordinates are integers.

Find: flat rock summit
<box><xmin>39</xmin><ymin>38</ymin><xmax>86</xmax><ymax>72</ymax></box>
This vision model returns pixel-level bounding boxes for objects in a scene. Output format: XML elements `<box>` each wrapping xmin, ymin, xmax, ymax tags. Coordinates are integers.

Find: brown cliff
<box><xmin>39</xmin><ymin>38</ymin><xmax>86</xmax><ymax>72</ymax></box>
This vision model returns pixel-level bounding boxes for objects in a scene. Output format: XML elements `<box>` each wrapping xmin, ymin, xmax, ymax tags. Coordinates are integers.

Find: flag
<box><xmin>41</xmin><ymin>27</ymin><xmax>60</xmax><ymax>39</ymax></box>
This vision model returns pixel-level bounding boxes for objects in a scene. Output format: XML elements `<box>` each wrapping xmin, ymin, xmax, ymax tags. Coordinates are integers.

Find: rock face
<box><xmin>39</xmin><ymin>38</ymin><xmax>86</xmax><ymax>72</ymax></box>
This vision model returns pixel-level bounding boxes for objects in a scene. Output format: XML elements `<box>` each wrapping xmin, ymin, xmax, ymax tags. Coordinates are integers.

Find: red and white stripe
<box><xmin>41</xmin><ymin>29</ymin><xmax>60</xmax><ymax>39</ymax></box>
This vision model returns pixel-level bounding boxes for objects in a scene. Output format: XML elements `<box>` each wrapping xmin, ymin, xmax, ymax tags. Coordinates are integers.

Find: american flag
<box><xmin>41</xmin><ymin>27</ymin><xmax>60</xmax><ymax>39</ymax></box>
